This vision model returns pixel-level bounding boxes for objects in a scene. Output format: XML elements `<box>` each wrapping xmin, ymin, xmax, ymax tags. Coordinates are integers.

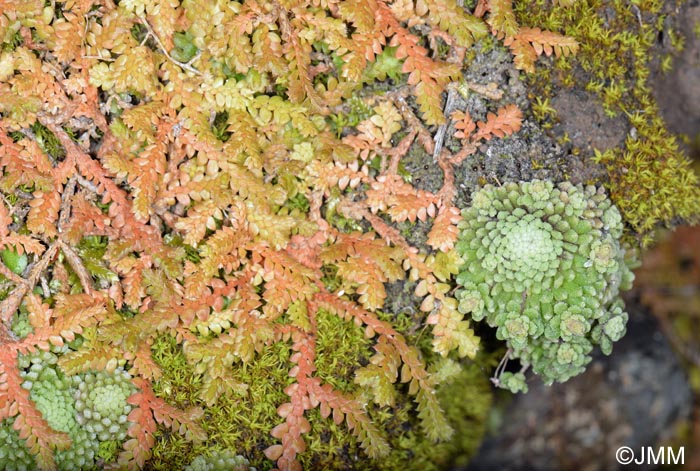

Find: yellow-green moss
<box><xmin>516</xmin><ymin>0</ymin><xmax>700</xmax><ymax>246</ymax></box>
<box><xmin>148</xmin><ymin>310</ymin><xmax>492</xmax><ymax>471</ymax></box>
<box><xmin>149</xmin><ymin>334</ymin><xmax>291</xmax><ymax>470</ymax></box>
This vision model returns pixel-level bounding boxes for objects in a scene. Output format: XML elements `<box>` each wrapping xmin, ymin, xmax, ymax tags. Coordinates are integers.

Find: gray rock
<box><xmin>464</xmin><ymin>307</ymin><xmax>692</xmax><ymax>471</ymax></box>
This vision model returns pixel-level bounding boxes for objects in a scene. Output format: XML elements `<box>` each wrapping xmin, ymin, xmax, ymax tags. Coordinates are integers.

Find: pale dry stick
<box><xmin>461</xmin><ymin>80</ymin><xmax>503</xmax><ymax>100</ymax></box>
<box><xmin>432</xmin><ymin>78</ymin><xmax>504</xmax><ymax>161</ymax></box>
<box><xmin>490</xmin><ymin>348</ymin><xmax>512</xmax><ymax>386</ymax></box>
<box><xmin>0</xmin><ymin>241</ymin><xmax>59</xmax><ymax>326</ymax></box>
<box><xmin>431</xmin><ymin>87</ymin><xmax>458</xmax><ymax>162</ymax></box>
<box><xmin>0</xmin><ymin>126</ymin><xmax>91</xmax><ymax>325</ymax></box>
<box><xmin>40</xmin><ymin>276</ymin><xmax>50</xmax><ymax>298</ymax></box>
<box><xmin>393</xmin><ymin>93</ymin><xmax>462</xmax><ymax>210</ymax></box>
<box><xmin>393</xmin><ymin>94</ymin><xmax>435</xmax><ymax>155</ymax></box>
<box><xmin>0</xmin><ymin>193</ymin><xmax>18</xmax><ymax>216</ymax></box>
<box><xmin>57</xmin><ymin>176</ymin><xmax>77</xmax><ymax>234</ymax></box>
<box><xmin>431</xmin><ymin>0</ymin><xmax>467</xmax><ymax>162</ymax></box>
<box><xmin>76</xmin><ymin>175</ymin><xmax>99</xmax><ymax>193</ymax></box>
<box><xmin>30</xmin><ymin>119</ymin><xmax>96</xmax><ymax>296</ymax></box>
<box><xmin>630</xmin><ymin>4</ymin><xmax>643</xmax><ymax>27</ymax></box>
<box><xmin>81</xmin><ymin>5</ymin><xmax>111</xmax><ymax>47</ymax></box>
<box><xmin>60</xmin><ymin>242</ymin><xmax>93</xmax><ymax>296</ymax></box>
<box><xmin>0</xmin><ymin>263</ymin><xmax>27</xmax><ymax>287</ymax></box>
<box><xmin>137</xmin><ymin>16</ymin><xmax>202</xmax><ymax>76</ymax></box>
<box><xmin>81</xmin><ymin>55</ymin><xmax>115</xmax><ymax>62</ymax></box>
<box><xmin>307</xmin><ymin>190</ymin><xmax>327</xmax><ymax>227</ymax></box>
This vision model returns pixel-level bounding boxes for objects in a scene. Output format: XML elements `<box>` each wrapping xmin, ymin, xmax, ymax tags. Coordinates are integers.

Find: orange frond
<box><xmin>472</xmin><ymin>103</ymin><xmax>523</xmax><ymax>142</ymax></box>
<box><xmin>427</xmin><ymin>206</ymin><xmax>462</xmax><ymax>252</ymax></box>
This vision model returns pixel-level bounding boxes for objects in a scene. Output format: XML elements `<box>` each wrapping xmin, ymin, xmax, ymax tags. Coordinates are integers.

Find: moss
<box><xmin>30</xmin><ymin>121</ymin><xmax>65</xmax><ymax>160</ymax></box>
<box><xmin>1</xmin><ymin>28</ymin><xmax>23</xmax><ymax>52</ymax></box>
<box><xmin>362</xmin><ymin>46</ymin><xmax>404</xmax><ymax>85</ymax></box>
<box><xmin>171</xmin><ymin>31</ymin><xmax>199</xmax><ymax>64</ymax></box>
<box><xmin>76</xmin><ymin>236</ymin><xmax>119</xmax><ymax>285</ymax></box>
<box><xmin>515</xmin><ymin>0</ymin><xmax>700</xmax><ymax>245</ymax></box>
<box><xmin>298</xmin><ymin>359</ymin><xmax>492</xmax><ymax>471</ymax></box>
<box><xmin>427</xmin><ymin>359</ymin><xmax>493</xmax><ymax>469</ymax></box>
<box><xmin>314</xmin><ymin>309</ymin><xmax>373</xmax><ymax>393</ymax></box>
<box><xmin>329</xmin><ymin>96</ymin><xmax>374</xmax><ymax>137</ymax></box>
<box><xmin>531</xmin><ymin>96</ymin><xmax>557</xmax><ymax>126</ymax></box>
<box><xmin>149</xmin><ymin>334</ymin><xmax>292</xmax><ymax>471</ymax></box>
<box><xmin>211</xmin><ymin>111</ymin><xmax>231</xmax><ymax>142</ymax></box>
<box><xmin>97</xmin><ymin>439</ymin><xmax>121</xmax><ymax>463</ymax></box>
<box><xmin>594</xmin><ymin>116</ymin><xmax>700</xmax><ymax>246</ymax></box>
<box><xmin>148</xmin><ymin>312</ymin><xmax>492</xmax><ymax>471</ymax></box>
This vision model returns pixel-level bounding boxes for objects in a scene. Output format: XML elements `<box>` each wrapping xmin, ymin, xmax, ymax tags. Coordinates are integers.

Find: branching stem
<box><xmin>137</xmin><ymin>16</ymin><xmax>202</xmax><ymax>76</ymax></box>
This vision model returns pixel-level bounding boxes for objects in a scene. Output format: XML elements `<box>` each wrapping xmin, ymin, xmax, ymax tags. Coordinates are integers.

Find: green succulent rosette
<box><xmin>0</xmin><ymin>350</ymin><xmax>100</xmax><ymax>471</ymax></box>
<box><xmin>0</xmin><ymin>422</ymin><xmax>36</xmax><ymax>471</ymax></box>
<box><xmin>455</xmin><ymin>180</ymin><xmax>635</xmax><ymax>391</ymax></box>
<box><xmin>73</xmin><ymin>368</ymin><xmax>136</xmax><ymax>442</ymax></box>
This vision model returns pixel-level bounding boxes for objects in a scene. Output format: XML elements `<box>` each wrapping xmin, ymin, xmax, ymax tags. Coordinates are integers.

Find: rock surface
<box><xmin>464</xmin><ymin>307</ymin><xmax>692</xmax><ymax>471</ymax></box>
<box><xmin>653</xmin><ymin>0</ymin><xmax>700</xmax><ymax>153</ymax></box>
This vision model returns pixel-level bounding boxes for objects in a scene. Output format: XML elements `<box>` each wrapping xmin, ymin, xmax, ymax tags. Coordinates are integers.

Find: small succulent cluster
<box><xmin>73</xmin><ymin>368</ymin><xmax>135</xmax><ymax>442</ymax></box>
<box><xmin>184</xmin><ymin>450</ymin><xmax>257</xmax><ymax>471</ymax></box>
<box><xmin>455</xmin><ymin>180</ymin><xmax>635</xmax><ymax>391</ymax></box>
<box><xmin>0</xmin><ymin>421</ymin><xmax>35</xmax><ymax>471</ymax></box>
<box><xmin>0</xmin><ymin>350</ymin><xmax>136</xmax><ymax>469</ymax></box>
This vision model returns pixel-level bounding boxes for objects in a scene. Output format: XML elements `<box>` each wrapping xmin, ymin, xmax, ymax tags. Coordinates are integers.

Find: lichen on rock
<box><xmin>455</xmin><ymin>180</ymin><xmax>636</xmax><ymax>390</ymax></box>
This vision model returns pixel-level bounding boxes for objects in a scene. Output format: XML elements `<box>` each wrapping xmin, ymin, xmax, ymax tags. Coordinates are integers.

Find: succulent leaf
<box><xmin>455</xmin><ymin>180</ymin><xmax>636</xmax><ymax>389</ymax></box>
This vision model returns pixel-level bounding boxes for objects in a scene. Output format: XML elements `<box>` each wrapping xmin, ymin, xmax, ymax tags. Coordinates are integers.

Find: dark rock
<box><xmin>463</xmin><ymin>307</ymin><xmax>692</xmax><ymax>471</ymax></box>
<box><xmin>652</xmin><ymin>1</ymin><xmax>700</xmax><ymax>154</ymax></box>
<box><xmin>551</xmin><ymin>88</ymin><xmax>628</xmax><ymax>155</ymax></box>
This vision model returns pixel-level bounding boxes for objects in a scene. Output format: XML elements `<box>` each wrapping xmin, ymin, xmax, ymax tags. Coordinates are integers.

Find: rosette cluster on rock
<box><xmin>455</xmin><ymin>180</ymin><xmax>635</xmax><ymax>391</ymax></box>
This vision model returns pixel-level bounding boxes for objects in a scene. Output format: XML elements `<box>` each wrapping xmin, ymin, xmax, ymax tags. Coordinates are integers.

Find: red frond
<box><xmin>116</xmin><ymin>378</ymin><xmax>203</xmax><ymax>469</ymax></box>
